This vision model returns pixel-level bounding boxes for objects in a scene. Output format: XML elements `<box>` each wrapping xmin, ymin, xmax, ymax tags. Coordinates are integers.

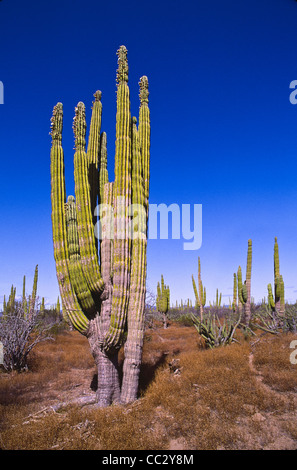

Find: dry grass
<box><xmin>1</xmin><ymin>323</ymin><xmax>297</xmax><ymax>450</ymax></box>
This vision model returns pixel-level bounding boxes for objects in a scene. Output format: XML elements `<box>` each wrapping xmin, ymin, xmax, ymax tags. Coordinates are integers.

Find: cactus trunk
<box><xmin>50</xmin><ymin>47</ymin><xmax>150</xmax><ymax>406</ymax></box>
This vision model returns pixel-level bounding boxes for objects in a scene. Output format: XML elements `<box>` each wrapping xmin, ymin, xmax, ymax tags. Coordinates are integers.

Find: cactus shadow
<box><xmin>138</xmin><ymin>352</ymin><xmax>169</xmax><ymax>394</ymax></box>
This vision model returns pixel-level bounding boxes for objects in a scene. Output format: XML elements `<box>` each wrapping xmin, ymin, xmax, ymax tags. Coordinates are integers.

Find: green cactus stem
<box><xmin>50</xmin><ymin>46</ymin><xmax>150</xmax><ymax>406</ymax></box>
<box><xmin>273</xmin><ymin>237</ymin><xmax>285</xmax><ymax>315</ymax></box>
<box><xmin>266</xmin><ymin>238</ymin><xmax>285</xmax><ymax>315</ymax></box>
<box><xmin>40</xmin><ymin>297</ymin><xmax>45</xmax><ymax>314</ymax></box>
<box><xmin>238</xmin><ymin>240</ymin><xmax>252</xmax><ymax>325</ymax></box>
<box><xmin>156</xmin><ymin>275</ymin><xmax>170</xmax><ymax>329</ymax></box>
<box><xmin>29</xmin><ymin>265</ymin><xmax>38</xmax><ymax>317</ymax></box>
<box><xmin>232</xmin><ymin>273</ymin><xmax>237</xmax><ymax>313</ymax></box>
<box><xmin>192</xmin><ymin>257</ymin><xmax>206</xmax><ymax>320</ymax></box>
<box><xmin>267</xmin><ymin>283</ymin><xmax>275</xmax><ymax>310</ymax></box>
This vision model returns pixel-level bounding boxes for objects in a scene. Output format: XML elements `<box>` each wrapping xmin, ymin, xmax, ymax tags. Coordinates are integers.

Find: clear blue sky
<box><xmin>1</xmin><ymin>0</ymin><xmax>297</xmax><ymax>308</ymax></box>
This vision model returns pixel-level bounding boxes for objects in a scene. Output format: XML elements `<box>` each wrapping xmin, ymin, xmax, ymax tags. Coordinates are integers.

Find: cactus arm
<box><xmin>267</xmin><ymin>283</ymin><xmax>275</xmax><ymax>310</ymax></box>
<box><xmin>103</xmin><ymin>46</ymin><xmax>132</xmax><ymax>351</ymax></box>
<box><xmin>99</xmin><ymin>131</ymin><xmax>109</xmax><ymax>204</ymax></box>
<box><xmin>138</xmin><ymin>75</ymin><xmax>150</xmax><ymax>216</ymax></box>
<box><xmin>192</xmin><ymin>275</ymin><xmax>200</xmax><ymax>308</ymax></box>
<box><xmin>237</xmin><ymin>266</ymin><xmax>243</xmax><ymax>305</ymax></box>
<box><xmin>87</xmin><ymin>91</ymin><xmax>102</xmax><ymax>219</ymax></box>
<box><xmin>73</xmin><ymin>102</ymin><xmax>104</xmax><ymax>298</ymax></box>
<box><xmin>50</xmin><ymin>102</ymin><xmax>89</xmax><ymax>334</ymax></box>
<box><xmin>65</xmin><ymin>195</ymin><xmax>96</xmax><ymax>316</ymax></box>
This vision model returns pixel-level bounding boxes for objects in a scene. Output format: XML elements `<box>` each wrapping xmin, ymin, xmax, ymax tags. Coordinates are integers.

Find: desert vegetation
<box><xmin>1</xmin><ymin>307</ymin><xmax>297</xmax><ymax>450</ymax></box>
<box><xmin>1</xmin><ymin>46</ymin><xmax>297</xmax><ymax>451</ymax></box>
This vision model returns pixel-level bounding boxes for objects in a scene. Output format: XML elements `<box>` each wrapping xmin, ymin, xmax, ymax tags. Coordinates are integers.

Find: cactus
<box><xmin>156</xmin><ymin>275</ymin><xmax>170</xmax><ymax>328</ymax></box>
<box><xmin>266</xmin><ymin>238</ymin><xmax>285</xmax><ymax>315</ymax></box>
<box><xmin>273</xmin><ymin>237</ymin><xmax>285</xmax><ymax>315</ymax></box>
<box><xmin>50</xmin><ymin>46</ymin><xmax>150</xmax><ymax>406</ymax></box>
<box><xmin>56</xmin><ymin>296</ymin><xmax>61</xmax><ymax>314</ymax></box>
<box><xmin>209</xmin><ymin>289</ymin><xmax>222</xmax><ymax>309</ymax></box>
<box><xmin>191</xmin><ymin>311</ymin><xmax>241</xmax><ymax>349</ymax></box>
<box><xmin>237</xmin><ymin>266</ymin><xmax>243</xmax><ymax>314</ymax></box>
<box><xmin>22</xmin><ymin>275</ymin><xmax>27</xmax><ymax>313</ymax></box>
<box><xmin>29</xmin><ymin>265</ymin><xmax>38</xmax><ymax>317</ymax></box>
<box><xmin>237</xmin><ymin>240</ymin><xmax>252</xmax><ymax>325</ymax></box>
<box><xmin>192</xmin><ymin>257</ymin><xmax>206</xmax><ymax>320</ymax></box>
<box><xmin>232</xmin><ymin>273</ymin><xmax>237</xmax><ymax>313</ymax></box>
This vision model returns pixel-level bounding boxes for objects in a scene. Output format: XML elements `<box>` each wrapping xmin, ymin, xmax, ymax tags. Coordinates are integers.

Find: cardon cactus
<box><xmin>267</xmin><ymin>237</ymin><xmax>285</xmax><ymax>314</ymax></box>
<box><xmin>273</xmin><ymin>237</ymin><xmax>285</xmax><ymax>315</ymax></box>
<box><xmin>156</xmin><ymin>275</ymin><xmax>170</xmax><ymax>328</ymax></box>
<box><xmin>232</xmin><ymin>273</ymin><xmax>237</xmax><ymax>313</ymax></box>
<box><xmin>192</xmin><ymin>257</ymin><xmax>206</xmax><ymax>320</ymax></box>
<box><xmin>50</xmin><ymin>46</ymin><xmax>150</xmax><ymax>406</ymax></box>
<box><xmin>238</xmin><ymin>239</ymin><xmax>252</xmax><ymax>325</ymax></box>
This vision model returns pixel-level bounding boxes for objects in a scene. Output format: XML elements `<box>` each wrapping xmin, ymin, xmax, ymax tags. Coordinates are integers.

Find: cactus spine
<box><xmin>50</xmin><ymin>46</ymin><xmax>150</xmax><ymax>406</ymax></box>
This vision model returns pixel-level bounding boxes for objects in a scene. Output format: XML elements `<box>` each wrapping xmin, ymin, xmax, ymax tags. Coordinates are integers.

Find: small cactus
<box><xmin>192</xmin><ymin>257</ymin><xmax>206</xmax><ymax>320</ymax></box>
<box><xmin>156</xmin><ymin>275</ymin><xmax>170</xmax><ymax>328</ymax></box>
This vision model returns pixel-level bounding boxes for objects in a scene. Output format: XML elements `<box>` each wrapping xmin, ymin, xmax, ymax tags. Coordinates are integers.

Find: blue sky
<box><xmin>1</xmin><ymin>0</ymin><xmax>297</xmax><ymax>308</ymax></box>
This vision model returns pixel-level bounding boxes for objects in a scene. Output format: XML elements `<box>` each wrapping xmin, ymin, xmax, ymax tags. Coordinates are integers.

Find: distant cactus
<box><xmin>29</xmin><ymin>265</ymin><xmax>38</xmax><ymax>317</ymax></box>
<box><xmin>40</xmin><ymin>297</ymin><xmax>45</xmax><ymax>314</ymax></box>
<box><xmin>237</xmin><ymin>240</ymin><xmax>252</xmax><ymax>325</ymax></box>
<box><xmin>209</xmin><ymin>288</ymin><xmax>222</xmax><ymax>309</ymax></box>
<box><xmin>232</xmin><ymin>273</ymin><xmax>237</xmax><ymax>313</ymax></box>
<box><xmin>266</xmin><ymin>238</ymin><xmax>285</xmax><ymax>315</ymax></box>
<box><xmin>273</xmin><ymin>237</ymin><xmax>285</xmax><ymax>315</ymax></box>
<box><xmin>156</xmin><ymin>275</ymin><xmax>170</xmax><ymax>328</ymax></box>
<box><xmin>50</xmin><ymin>46</ymin><xmax>150</xmax><ymax>406</ymax></box>
<box><xmin>192</xmin><ymin>257</ymin><xmax>206</xmax><ymax>320</ymax></box>
<box><xmin>191</xmin><ymin>311</ymin><xmax>241</xmax><ymax>349</ymax></box>
<box><xmin>22</xmin><ymin>275</ymin><xmax>27</xmax><ymax>313</ymax></box>
<box><xmin>56</xmin><ymin>296</ymin><xmax>61</xmax><ymax>314</ymax></box>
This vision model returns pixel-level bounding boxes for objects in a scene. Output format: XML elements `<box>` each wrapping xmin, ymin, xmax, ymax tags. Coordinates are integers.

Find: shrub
<box><xmin>0</xmin><ymin>304</ymin><xmax>54</xmax><ymax>371</ymax></box>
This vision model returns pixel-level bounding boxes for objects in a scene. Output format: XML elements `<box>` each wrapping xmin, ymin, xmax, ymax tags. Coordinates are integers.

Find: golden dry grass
<box><xmin>0</xmin><ymin>323</ymin><xmax>297</xmax><ymax>450</ymax></box>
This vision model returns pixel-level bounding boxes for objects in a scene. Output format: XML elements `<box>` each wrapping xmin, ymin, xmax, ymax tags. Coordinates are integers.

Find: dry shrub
<box><xmin>1</xmin><ymin>324</ymin><xmax>297</xmax><ymax>450</ymax></box>
<box><xmin>252</xmin><ymin>332</ymin><xmax>297</xmax><ymax>392</ymax></box>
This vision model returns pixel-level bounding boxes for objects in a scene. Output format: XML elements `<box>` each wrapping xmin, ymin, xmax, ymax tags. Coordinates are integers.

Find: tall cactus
<box><xmin>273</xmin><ymin>237</ymin><xmax>285</xmax><ymax>315</ymax></box>
<box><xmin>50</xmin><ymin>46</ymin><xmax>150</xmax><ymax>406</ymax></box>
<box><xmin>267</xmin><ymin>238</ymin><xmax>285</xmax><ymax>315</ymax></box>
<box><xmin>192</xmin><ymin>257</ymin><xmax>206</xmax><ymax>320</ymax></box>
<box><xmin>156</xmin><ymin>275</ymin><xmax>170</xmax><ymax>329</ymax></box>
<box><xmin>237</xmin><ymin>239</ymin><xmax>252</xmax><ymax>325</ymax></box>
<box><xmin>29</xmin><ymin>264</ymin><xmax>38</xmax><ymax>317</ymax></box>
<box><xmin>232</xmin><ymin>273</ymin><xmax>237</xmax><ymax>313</ymax></box>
